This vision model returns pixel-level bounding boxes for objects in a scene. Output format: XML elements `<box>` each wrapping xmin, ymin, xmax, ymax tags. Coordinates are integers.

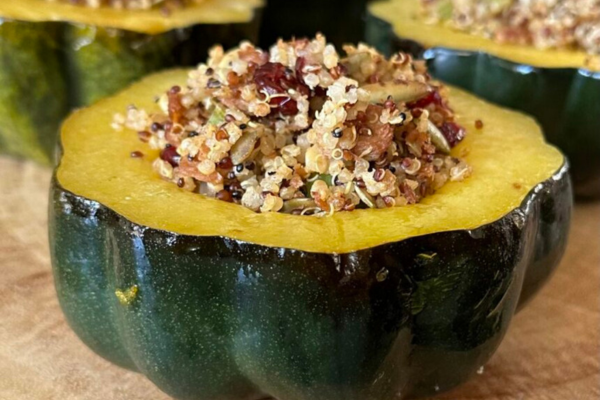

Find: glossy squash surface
<box><xmin>50</xmin><ymin>69</ymin><xmax>572</xmax><ymax>400</ymax></box>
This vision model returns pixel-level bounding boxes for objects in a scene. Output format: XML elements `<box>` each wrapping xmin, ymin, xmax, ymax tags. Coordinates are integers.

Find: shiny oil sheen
<box><xmin>49</xmin><ymin>162</ymin><xmax>571</xmax><ymax>400</ymax></box>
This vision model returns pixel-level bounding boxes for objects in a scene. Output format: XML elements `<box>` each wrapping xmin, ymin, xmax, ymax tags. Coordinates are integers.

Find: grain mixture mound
<box><xmin>114</xmin><ymin>35</ymin><xmax>471</xmax><ymax>215</ymax></box>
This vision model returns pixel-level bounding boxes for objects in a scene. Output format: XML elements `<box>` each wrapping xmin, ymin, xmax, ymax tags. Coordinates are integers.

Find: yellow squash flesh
<box><xmin>0</xmin><ymin>0</ymin><xmax>262</xmax><ymax>34</ymax></box>
<box><xmin>57</xmin><ymin>69</ymin><xmax>564</xmax><ymax>253</ymax></box>
<box><xmin>369</xmin><ymin>0</ymin><xmax>599</xmax><ymax>71</ymax></box>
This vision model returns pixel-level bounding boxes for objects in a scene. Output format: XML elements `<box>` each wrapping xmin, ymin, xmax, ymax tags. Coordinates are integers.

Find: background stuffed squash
<box><xmin>0</xmin><ymin>0</ymin><xmax>262</xmax><ymax>164</ymax></box>
<box><xmin>367</xmin><ymin>0</ymin><xmax>600</xmax><ymax>198</ymax></box>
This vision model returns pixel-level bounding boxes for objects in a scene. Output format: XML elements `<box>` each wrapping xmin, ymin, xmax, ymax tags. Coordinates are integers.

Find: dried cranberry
<box><xmin>253</xmin><ymin>61</ymin><xmax>309</xmax><ymax>115</ymax></box>
<box><xmin>228</xmin><ymin>181</ymin><xmax>242</xmax><ymax>192</ymax></box>
<box><xmin>440</xmin><ymin>122</ymin><xmax>466</xmax><ymax>148</ymax></box>
<box><xmin>408</xmin><ymin>90</ymin><xmax>443</xmax><ymax>109</ymax></box>
<box><xmin>216</xmin><ymin>190</ymin><xmax>233</xmax><ymax>203</ymax></box>
<box><xmin>160</xmin><ymin>146</ymin><xmax>181</xmax><ymax>167</ymax></box>
<box><xmin>270</xmin><ymin>96</ymin><xmax>299</xmax><ymax>115</ymax></box>
<box><xmin>254</xmin><ymin>62</ymin><xmax>287</xmax><ymax>95</ymax></box>
<box><xmin>312</xmin><ymin>86</ymin><xmax>327</xmax><ymax>98</ymax></box>
<box><xmin>218</xmin><ymin>157</ymin><xmax>233</xmax><ymax>170</ymax></box>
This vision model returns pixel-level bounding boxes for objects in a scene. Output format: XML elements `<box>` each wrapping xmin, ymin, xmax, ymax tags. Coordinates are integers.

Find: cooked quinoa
<box><xmin>47</xmin><ymin>0</ymin><xmax>191</xmax><ymax>10</ymax></box>
<box><xmin>113</xmin><ymin>35</ymin><xmax>471</xmax><ymax>215</ymax></box>
<box><xmin>422</xmin><ymin>0</ymin><xmax>600</xmax><ymax>54</ymax></box>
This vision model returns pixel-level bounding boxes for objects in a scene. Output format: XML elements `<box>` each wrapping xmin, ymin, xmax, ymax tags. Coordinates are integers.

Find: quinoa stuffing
<box><xmin>47</xmin><ymin>0</ymin><xmax>193</xmax><ymax>10</ymax></box>
<box><xmin>113</xmin><ymin>35</ymin><xmax>471</xmax><ymax>215</ymax></box>
<box><xmin>422</xmin><ymin>0</ymin><xmax>600</xmax><ymax>54</ymax></box>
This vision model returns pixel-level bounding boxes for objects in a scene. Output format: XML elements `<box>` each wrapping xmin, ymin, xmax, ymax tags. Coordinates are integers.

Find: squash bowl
<box><xmin>49</xmin><ymin>69</ymin><xmax>572</xmax><ymax>400</ymax></box>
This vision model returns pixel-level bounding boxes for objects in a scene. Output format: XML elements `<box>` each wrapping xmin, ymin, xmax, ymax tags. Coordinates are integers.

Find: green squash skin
<box><xmin>0</xmin><ymin>20</ymin><xmax>68</xmax><ymax>164</ymax></box>
<box><xmin>49</xmin><ymin>162</ymin><xmax>571</xmax><ymax>400</ymax></box>
<box><xmin>64</xmin><ymin>21</ymin><xmax>263</xmax><ymax>107</ymax></box>
<box><xmin>365</xmin><ymin>14</ymin><xmax>600</xmax><ymax>199</ymax></box>
<box><xmin>64</xmin><ymin>25</ymin><xmax>187</xmax><ymax>107</ymax></box>
<box><xmin>0</xmin><ymin>17</ymin><xmax>260</xmax><ymax>164</ymax></box>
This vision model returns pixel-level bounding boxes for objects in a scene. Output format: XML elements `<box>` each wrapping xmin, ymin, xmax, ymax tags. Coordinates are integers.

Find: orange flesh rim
<box><xmin>0</xmin><ymin>0</ymin><xmax>262</xmax><ymax>34</ymax></box>
<box><xmin>369</xmin><ymin>0</ymin><xmax>600</xmax><ymax>72</ymax></box>
<box><xmin>57</xmin><ymin>69</ymin><xmax>564</xmax><ymax>253</ymax></box>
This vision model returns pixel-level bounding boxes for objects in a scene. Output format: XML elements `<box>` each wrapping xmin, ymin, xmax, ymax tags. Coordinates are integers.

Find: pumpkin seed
<box><xmin>355</xmin><ymin>185</ymin><xmax>375</xmax><ymax>208</ymax></box>
<box><xmin>427</xmin><ymin>120</ymin><xmax>451</xmax><ymax>154</ymax></box>
<box><xmin>305</xmin><ymin>173</ymin><xmax>333</xmax><ymax>195</ymax></box>
<box><xmin>230</xmin><ymin>130</ymin><xmax>259</xmax><ymax>165</ymax></box>
<box><xmin>364</xmin><ymin>81</ymin><xmax>430</xmax><ymax>104</ymax></box>
<box><xmin>341</xmin><ymin>52</ymin><xmax>371</xmax><ymax>76</ymax></box>
<box><xmin>282</xmin><ymin>198</ymin><xmax>317</xmax><ymax>213</ymax></box>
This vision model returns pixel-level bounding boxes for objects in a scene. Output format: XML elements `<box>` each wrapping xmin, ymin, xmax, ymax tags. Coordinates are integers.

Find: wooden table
<box><xmin>1</xmin><ymin>157</ymin><xmax>598</xmax><ymax>400</ymax></box>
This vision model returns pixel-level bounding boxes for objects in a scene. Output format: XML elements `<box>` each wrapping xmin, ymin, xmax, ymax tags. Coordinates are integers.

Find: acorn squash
<box><xmin>49</xmin><ymin>69</ymin><xmax>571</xmax><ymax>400</ymax></box>
<box><xmin>0</xmin><ymin>0</ymin><xmax>262</xmax><ymax>164</ymax></box>
<box><xmin>366</xmin><ymin>0</ymin><xmax>600</xmax><ymax>198</ymax></box>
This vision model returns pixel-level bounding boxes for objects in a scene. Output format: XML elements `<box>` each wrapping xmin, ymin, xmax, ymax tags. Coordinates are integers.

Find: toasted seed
<box><xmin>282</xmin><ymin>198</ymin><xmax>317</xmax><ymax>213</ymax></box>
<box><xmin>364</xmin><ymin>81</ymin><xmax>430</xmax><ymax>104</ymax></box>
<box><xmin>230</xmin><ymin>130</ymin><xmax>260</xmax><ymax>165</ymax></box>
<box><xmin>427</xmin><ymin>120</ymin><xmax>451</xmax><ymax>154</ymax></box>
<box><xmin>355</xmin><ymin>186</ymin><xmax>375</xmax><ymax>208</ymax></box>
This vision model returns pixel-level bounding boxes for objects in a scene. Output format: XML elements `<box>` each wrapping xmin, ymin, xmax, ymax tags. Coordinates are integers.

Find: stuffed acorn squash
<box><xmin>0</xmin><ymin>0</ymin><xmax>262</xmax><ymax>164</ymax></box>
<box><xmin>367</xmin><ymin>0</ymin><xmax>600</xmax><ymax>198</ymax></box>
<box><xmin>50</xmin><ymin>38</ymin><xmax>571</xmax><ymax>400</ymax></box>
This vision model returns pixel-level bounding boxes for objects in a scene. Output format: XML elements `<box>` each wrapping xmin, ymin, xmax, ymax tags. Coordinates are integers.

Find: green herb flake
<box><xmin>207</xmin><ymin>105</ymin><xmax>226</xmax><ymax>126</ymax></box>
